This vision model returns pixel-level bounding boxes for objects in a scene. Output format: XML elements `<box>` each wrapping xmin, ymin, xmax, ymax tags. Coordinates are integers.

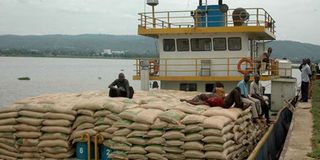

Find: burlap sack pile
<box><xmin>0</xmin><ymin>90</ymin><xmax>270</xmax><ymax>160</ymax></box>
<box><xmin>70</xmin><ymin>100</ymin><xmax>105</xmax><ymax>144</ymax></box>
<box><xmin>39</xmin><ymin>105</ymin><xmax>76</xmax><ymax>159</ymax></box>
<box><xmin>15</xmin><ymin>103</ymin><xmax>46</xmax><ymax>159</ymax></box>
<box><xmin>0</xmin><ymin>106</ymin><xmax>19</xmax><ymax>160</ymax></box>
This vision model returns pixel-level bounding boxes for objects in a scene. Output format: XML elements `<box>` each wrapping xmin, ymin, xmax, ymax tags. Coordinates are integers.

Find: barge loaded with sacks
<box><xmin>0</xmin><ymin>89</ymin><xmax>295</xmax><ymax>160</ymax></box>
<box><xmin>0</xmin><ymin>0</ymin><xmax>298</xmax><ymax>160</ymax></box>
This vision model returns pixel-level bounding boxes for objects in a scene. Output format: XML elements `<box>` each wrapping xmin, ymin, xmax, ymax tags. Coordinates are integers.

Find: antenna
<box><xmin>144</xmin><ymin>0</ymin><xmax>146</xmax><ymax>13</ymax></box>
<box><xmin>146</xmin><ymin>0</ymin><xmax>159</xmax><ymax>28</ymax></box>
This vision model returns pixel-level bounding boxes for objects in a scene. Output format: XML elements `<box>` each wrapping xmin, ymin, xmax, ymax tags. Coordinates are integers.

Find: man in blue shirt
<box><xmin>237</xmin><ymin>74</ymin><xmax>261</xmax><ymax>121</ymax></box>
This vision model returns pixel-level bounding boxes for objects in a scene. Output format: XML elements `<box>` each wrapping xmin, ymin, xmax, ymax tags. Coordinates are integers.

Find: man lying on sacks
<box><xmin>180</xmin><ymin>82</ymin><xmax>250</xmax><ymax>111</ymax></box>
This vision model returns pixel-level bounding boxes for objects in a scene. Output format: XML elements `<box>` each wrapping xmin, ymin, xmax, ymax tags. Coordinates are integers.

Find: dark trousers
<box><xmin>109</xmin><ymin>87</ymin><xmax>134</xmax><ymax>99</ymax></box>
<box><xmin>258</xmin><ymin>98</ymin><xmax>270</xmax><ymax>120</ymax></box>
<box><xmin>301</xmin><ymin>81</ymin><xmax>309</xmax><ymax>102</ymax></box>
<box><xmin>224</xmin><ymin>87</ymin><xmax>244</xmax><ymax>109</ymax></box>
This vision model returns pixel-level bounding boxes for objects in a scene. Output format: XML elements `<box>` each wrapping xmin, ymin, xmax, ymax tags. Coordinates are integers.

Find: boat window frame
<box><xmin>213</xmin><ymin>37</ymin><xmax>227</xmax><ymax>51</ymax></box>
<box><xmin>163</xmin><ymin>39</ymin><xmax>176</xmax><ymax>52</ymax></box>
<box><xmin>191</xmin><ymin>38</ymin><xmax>212</xmax><ymax>51</ymax></box>
<box><xmin>228</xmin><ymin>37</ymin><xmax>242</xmax><ymax>51</ymax></box>
<box><xmin>176</xmin><ymin>38</ymin><xmax>190</xmax><ymax>52</ymax></box>
<box><xmin>180</xmin><ymin>83</ymin><xmax>197</xmax><ymax>91</ymax></box>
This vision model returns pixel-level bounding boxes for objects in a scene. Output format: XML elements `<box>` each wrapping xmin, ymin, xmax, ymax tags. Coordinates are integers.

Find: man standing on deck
<box><xmin>108</xmin><ymin>73</ymin><xmax>134</xmax><ymax>99</ymax></box>
<box><xmin>250</xmin><ymin>74</ymin><xmax>270</xmax><ymax>124</ymax></box>
<box><xmin>237</xmin><ymin>74</ymin><xmax>261</xmax><ymax>122</ymax></box>
<box><xmin>300</xmin><ymin>59</ymin><xmax>312</xmax><ymax>102</ymax></box>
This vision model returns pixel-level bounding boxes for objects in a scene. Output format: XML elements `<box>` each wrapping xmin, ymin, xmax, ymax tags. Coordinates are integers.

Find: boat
<box><xmin>133</xmin><ymin>0</ymin><xmax>298</xmax><ymax>159</ymax></box>
<box><xmin>0</xmin><ymin>1</ymin><xmax>300</xmax><ymax>160</ymax></box>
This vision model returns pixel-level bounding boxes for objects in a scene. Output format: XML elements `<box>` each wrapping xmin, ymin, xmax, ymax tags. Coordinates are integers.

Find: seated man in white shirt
<box><xmin>237</xmin><ymin>74</ymin><xmax>262</xmax><ymax>123</ymax></box>
<box><xmin>250</xmin><ymin>74</ymin><xmax>271</xmax><ymax>124</ymax></box>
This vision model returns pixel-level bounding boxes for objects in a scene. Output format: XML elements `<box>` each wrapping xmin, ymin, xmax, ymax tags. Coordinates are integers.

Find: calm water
<box><xmin>0</xmin><ymin>57</ymin><xmax>140</xmax><ymax>107</ymax></box>
<box><xmin>0</xmin><ymin>57</ymin><xmax>301</xmax><ymax>107</ymax></box>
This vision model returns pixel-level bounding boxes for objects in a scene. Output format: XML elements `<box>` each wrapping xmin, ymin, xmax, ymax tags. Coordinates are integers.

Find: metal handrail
<box><xmin>133</xmin><ymin>57</ymin><xmax>287</xmax><ymax>77</ymax></box>
<box><xmin>139</xmin><ymin>8</ymin><xmax>276</xmax><ymax>34</ymax></box>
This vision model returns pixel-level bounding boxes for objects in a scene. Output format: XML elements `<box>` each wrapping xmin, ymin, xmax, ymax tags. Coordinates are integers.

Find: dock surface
<box><xmin>280</xmin><ymin>101</ymin><xmax>314</xmax><ymax>160</ymax></box>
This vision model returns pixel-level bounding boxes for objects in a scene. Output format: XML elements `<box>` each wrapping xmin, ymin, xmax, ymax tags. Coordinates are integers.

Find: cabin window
<box><xmin>163</xmin><ymin>39</ymin><xmax>175</xmax><ymax>52</ymax></box>
<box><xmin>177</xmin><ymin>39</ymin><xmax>190</xmax><ymax>51</ymax></box>
<box><xmin>180</xmin><ymin>83</ymin><xmax>197</xmax><ymax>91</ymax></box>
<box><xmin>213</xmin><ymin>38</ymin><xmax>227</xmax><ymax>51</ymax></box>
<box><xmin>191</xmin><ymin>38</ymin><xmax>212</xmax><ymax>51</ymax></box>
<box><xmin>205</xmin><ymin>84</ymin><xmax>215</xmax><ymax>92</ymax></box>
<box><xmin>228</xmin><ymin>37</ymin><xmax>242</xmax><ymax>51</ymax></box>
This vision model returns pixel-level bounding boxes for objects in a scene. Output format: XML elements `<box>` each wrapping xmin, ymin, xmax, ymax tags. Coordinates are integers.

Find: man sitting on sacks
<box><xmin>237</xmin><ymin>74</ymin><xmax>262</xmax><ymax>123</ymax></box>
<box><xmin>180</xmin><ymin>82</ymin><xmax>250</xmax><ymax>110</ymax></box>
<box><xmin>108</xmin><ymin>73</ymin><xmax>134</xmax><ymax>99</ymax></box>
<box><xmin>250</xmin><ymin>74</ymin><xmax>272</xmax><ymax>124</ymax></box>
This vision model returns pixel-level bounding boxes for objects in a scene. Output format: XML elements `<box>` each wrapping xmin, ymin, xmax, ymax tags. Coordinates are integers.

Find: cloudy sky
<box><xmin>0</xmin><ymin>0</ymin><xmax>319</xmax><ymax>45</ymax></box>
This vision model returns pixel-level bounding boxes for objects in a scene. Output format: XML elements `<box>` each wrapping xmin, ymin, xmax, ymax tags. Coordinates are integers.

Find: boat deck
<box><xmin>280</xmin><ymin>101</ymin><xmax>314</xmax><ymax>160</ymax></box>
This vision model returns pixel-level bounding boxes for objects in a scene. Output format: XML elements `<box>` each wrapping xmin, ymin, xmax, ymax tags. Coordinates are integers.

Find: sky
<box><xmin>0</xmin><ymin>0</ymin><xmax>319</xmax><ymax>45</ymax></box>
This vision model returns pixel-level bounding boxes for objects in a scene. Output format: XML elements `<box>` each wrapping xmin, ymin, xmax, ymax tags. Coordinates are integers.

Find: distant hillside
<box><xmin>0</xmin><ymin>34</ymin><xmax>157</xmax><ymax>54</ymax></box>
<box><xmin>0</xmin><ymin>34</ymin><xmax>319</xmax><ymax>61</ymax></box>
<box><xmin>268</xmin><ymin>40</ymin><xmax>320</xmax><ymax>61</ymax></box>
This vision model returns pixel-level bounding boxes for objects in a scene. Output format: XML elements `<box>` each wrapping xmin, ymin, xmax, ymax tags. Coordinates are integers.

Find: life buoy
<box><xmin>149</xmin><ymin>60</ymin><xmax>159</xmax><ymax>76</ymax></box>
<box><xmin>237</xmin><ymin>58</ymin><xmax>253</xmax><ymax>75</ymax></box>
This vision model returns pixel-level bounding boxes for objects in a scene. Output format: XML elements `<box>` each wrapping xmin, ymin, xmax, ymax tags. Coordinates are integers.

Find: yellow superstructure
<box><xmin>134</xmin><ymin>2</ymin><xmax>290</xmax><ymax>92</ymax></box>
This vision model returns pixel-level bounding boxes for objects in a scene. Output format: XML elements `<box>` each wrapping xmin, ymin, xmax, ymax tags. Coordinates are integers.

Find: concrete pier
<box><xmin>280</xmin><ymin>101</ymin><xmax>314</xmax><ymax>160</ymax></box>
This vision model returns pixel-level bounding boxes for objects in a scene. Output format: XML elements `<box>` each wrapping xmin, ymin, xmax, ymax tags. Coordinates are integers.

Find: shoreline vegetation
<box><xmin>0</xmin><ymin>55</ymin><xmax>157</xmax><ymax>60</ymax></box>
<box><xmin>1</xmin><ymin>55</ymin><xmax>318</xmax><ymax>64</ymax></box>
<box><xmin>309</xmin><ymin>80</ymin><xmax>320</xmax><ymax>158</ymax></box>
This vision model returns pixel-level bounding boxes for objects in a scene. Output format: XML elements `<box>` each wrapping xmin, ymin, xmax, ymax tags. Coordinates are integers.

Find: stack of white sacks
<box><xmin>106</xmin><ymin>103</ymin><xmax>165</xmax><ymax>159</ymax></box>
<box><xmin>70</xmin><ymin>101</ymin><xmax>103</xmax><ymax>143</ymax></box>
<box><xmin>39</xmin><ymin>105</ymin><xmax>76</xmax><ymax>159</ymax></box>
<box><xmin>0</xmin><ymin>90</ymin><xmax>269</xmax><ymax>160</ymax></box>
<box><xmin>0</xmin><ymin>106</ymin><xmax>19</xmax><ymax>160</ymax></box>
<box><xmin>103</xmin><ymin>90</ymin><xmax>268</xmax><ymax>160</ymax></box>
<box><xmin>160</xmin><ymin>109</ymin><xmax>186</xmax><ymax>160</ymax></box>
<box><xmin>15</xmin><ymin>103</ymin><xmax>45</xmax><ymax>159</ymax></box>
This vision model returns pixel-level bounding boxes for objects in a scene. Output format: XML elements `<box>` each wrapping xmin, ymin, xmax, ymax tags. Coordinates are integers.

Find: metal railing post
<box><xmin>144</xmin><ymin>15</ymin><xmax>147</xmax><ymax>28</ymax></box>
<box><xmin>227</xmin><ymin>58</ymin><xmax>230</xmax><ymax>76</ymax></box>
<box><xmin>272</xmin><ymin>20</ymin><xmax>275</xmax><ymax>34</ymax></box>
<box><xmin>264</xmin><ymin>10</ymin><xmax>267</xmax><ymax>27</ymax></box>
<box><xmin>136</xmin><ymin>59</ymin><xmax>138</xmax><ymax>76</ymax></box>
<box><xmin>195</xmin><ymin>59</ymin><xmax>198</xmax><ymax>76</ymax></box>
<box><xmin>165</xmin><ymin>59</ymin><xmax>168</xmax><ymax>76</ymax></box>
<box><xmin>81</xmin><ymin>134</ymin><xmax>91</xmax><ymax>160</ymax></box>
<box><xmin>152</xmin><ymin>6</ymin><xmax>156</xmax><ymax>28</ymax></box>
<box><xmin>225</xmin><ymin>12</ymin><xmax>228</xmax><ymax>27</ymax></box>
<box><xmin>94</xmin><ymin>134</ymin><xmax>104</xmax><ymax>160</ymax></box>
<box><xmin>139</xmin><ymin>59</ymin><xmax>141</xmax><ymax>76</ymax></box>
<box><xmin>268</xmin><ymin>15</ymin><xmax>270</xmax><ymax>31</ymax></box>
<box><xmin>195</xmin><ymin>11</ymin><xmax>198</xmax><ymax>27</ymax></box>
<box><xmin>167</xmin><ymin>12</ymin><xmax>171</xmax><ymax>28</ymax></box>
<box><xmin>256</xmin><ymin>9</ymin><xmax>259</xmax><ymax>26</ymax></box>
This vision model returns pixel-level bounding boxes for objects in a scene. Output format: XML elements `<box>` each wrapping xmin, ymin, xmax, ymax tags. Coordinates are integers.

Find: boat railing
<box><xmin>138</xmin><ymin>8</ymin><xmax>276</xmax><ymax>34</ymax></box>
<box><xmin>134</xmin><ymin>57</ymin><xmax>292</xmax><ymax>78</ymax></box>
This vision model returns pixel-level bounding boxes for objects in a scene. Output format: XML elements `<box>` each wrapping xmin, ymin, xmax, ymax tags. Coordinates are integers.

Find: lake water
<box><xmin>0</xmin><ymin>57</ymin><xmax>301</xmax><ymax>107</ymax></box>
<box><xmin>0</xmin><ymin>57</ymin><xmax>140</xmax><ymax>107</ymax></box>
